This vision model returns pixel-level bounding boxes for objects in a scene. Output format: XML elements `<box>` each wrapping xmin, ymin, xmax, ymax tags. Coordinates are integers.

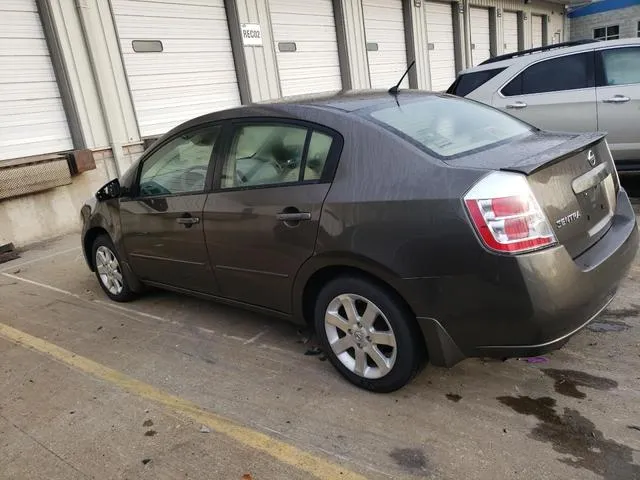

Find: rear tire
<box><xmin>92</xmin><ymin>235</ymin><xmax>136</xmax><ymax>302</ymax></box>
<box><xmin>314</xmin><ymin>275</ymin><xmax>425</xmax><ymax>392</ymax></box>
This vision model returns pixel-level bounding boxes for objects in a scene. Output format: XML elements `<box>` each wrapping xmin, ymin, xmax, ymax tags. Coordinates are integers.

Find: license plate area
<box><xmin>572</xmin><ymin>165</ymin><xmax>616</xmax><ymax>238</ymax></box>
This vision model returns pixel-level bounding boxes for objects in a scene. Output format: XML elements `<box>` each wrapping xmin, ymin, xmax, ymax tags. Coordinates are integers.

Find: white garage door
<box><xmin>470</xmin><ymin>7</ymin><xmax>491</xmax><ymax>66</ymax></box>
<box><xmin>425</xmin><ymin>2</ymin><xmax>456</xmax><ymax>92</ymax></box>
<box><xmin>503</xmin><ymin>11</ymin><xmax>519</xmax><ymax>54</ymax></box>
<box><xmin>531</xmin><ymin>14</ymin><xmax>544</xmax><ymax>48</ymax></box>
<box><xmin>362</xmin><ymin>0</ymin><xmax>408</xmax><ymax>89</ymax></box>
<box><xmin>269</xmin><ymin>0</ymin><xmax>342</xmax><ymax>97</ymax></box>
<box><xmin>112</xmin><ymin>0</ymin><xmax>241</xmax><ymax>138</ymax></box>
<box><xmin>0</xmin><ymin>0</ymin><xmax>72</xmax><ymax>161</ymax></box>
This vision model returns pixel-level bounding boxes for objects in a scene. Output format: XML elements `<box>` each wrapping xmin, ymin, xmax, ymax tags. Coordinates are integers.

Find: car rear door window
<box><xmin>138</xmin><ymin>126</ymin><xmax>220</xmax><ymax>197</ymax></box>
<box><xmin>304</xmin><ymin>131</ymin><xmax>333</xmax><ymax>181</ymax></box>
<box><xmin>502</xmin><ymin>52</ymin><xmax>594</xmax><ymax>96</ymax></box>
<box><xmin>597</xmin><ymin>47</ymin><xmax>640</xmax><ymax>86</ymax></box>
<box><xmin>221</xmin><ymin>125</ymin><xmax>307</xmax><ymax>188</ymax></box>
<box><xmin>448</xmin><ymin>68</ymin><xmax>506</xmax><ymax>96</ymax></box>
<box><xmin>220</xmin><ymin>124</ymin><xmax>335</xmax><ymax>188</ymax></box>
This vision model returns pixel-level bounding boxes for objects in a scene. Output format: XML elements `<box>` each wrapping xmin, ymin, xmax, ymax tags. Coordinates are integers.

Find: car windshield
<box><xmin>368</xmin><ymin>96</ymin><xmax>533</xmax><ymax>158</ymax></box>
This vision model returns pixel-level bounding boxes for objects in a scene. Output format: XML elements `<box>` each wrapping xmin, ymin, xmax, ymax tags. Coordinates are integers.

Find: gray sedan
<box><xmin>81</xmin><ymin>91</ymin><xmax>638</xmax><ymax>392</ymax></box>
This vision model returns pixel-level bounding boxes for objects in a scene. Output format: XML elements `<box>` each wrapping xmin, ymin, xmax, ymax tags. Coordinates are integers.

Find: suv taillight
<box><xmin>464</xmin><ymin>171</ymin><xmax>557</xmax><ymax>254</ymax></box>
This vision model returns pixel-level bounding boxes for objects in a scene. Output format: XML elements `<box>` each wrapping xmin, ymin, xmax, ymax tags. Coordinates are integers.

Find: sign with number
<box><xmin>241</xmin><ymin>23</ymin><xmax>262</xmax><ymax>46</ymax></box>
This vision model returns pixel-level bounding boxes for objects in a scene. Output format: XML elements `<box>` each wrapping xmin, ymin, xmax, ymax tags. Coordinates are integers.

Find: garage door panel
<box><xmin>116</xmin><ymin>18</ymin><xmax>231</xmax><ymax>39</ymax></box>
<box><xmin>111</xmin><ymin>0</ymin><xmax>227</xmax><ymax>20</ymax></box>
<box><xmin>269</xmin><ymin>0</ymin><xmax>342</xmax><ymax>97</ymax></box>
<box><xmin>113</xmin><ymin>0</ymin><xmax>240</xmax><ymax>137</ymax></box>
<box><xmin>275</xmin><ymin>53</ymin><xmax>340</xmax><ymax>69</ymax></box>
<box><xmin>532</xmin><ymin>15</ymin><xmax>543</xmax><ymax>48</ymax></box>
<box><xmin>122</xmin><ymin>53</ymin><xmax>237</xmax><ymax>74</ymax></box>
<box><xmin>503</xmin><ymin>11</ymin><xmax>518</xmax><ymax>54</ymax></box>
<box><xmin>269</xmin><ymin>0</ymin><xmax>334</xmax><ymax>16</ymax></box>
<box><xmin>363</xmin><ymin>0</ymin><xmax>408</xmax><ymax>89</ymax></box>
<box><xmin>0</xmin><ymin>38</ymin><xmax>51</xmax><ymax>56</ymax></box>
<box><xmin>470</xmin><ymin>7</ymin><xmax>490</xmax><ymax>66</ymax></box>
<box><xmin>425</xmin><ymin>1</ymin><xmax>456</xmax><ymax>92</ymax></box>
<box><xmin>127</xmin><ymin>71</ymin><xmax>239</xmax><ymax>90</ymax></box>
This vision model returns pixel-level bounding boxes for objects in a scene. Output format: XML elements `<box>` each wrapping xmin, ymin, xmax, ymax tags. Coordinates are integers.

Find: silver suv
<box><xmin>448</xmin><ymin>39</ymin><xmax>640</xmax><ymax>172</ymax></box>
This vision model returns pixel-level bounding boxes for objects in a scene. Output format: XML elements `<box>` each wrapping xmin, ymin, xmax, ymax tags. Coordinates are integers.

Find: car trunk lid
<box><xmin>448</xmin><ymin>131</ymin><xmax>619</xmax><ymax>258</ymax></box>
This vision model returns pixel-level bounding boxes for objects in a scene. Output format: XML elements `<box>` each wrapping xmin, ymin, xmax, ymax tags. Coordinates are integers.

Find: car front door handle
<box><xmin>176</xmin><ymin>216</ymin><xmax>200</xmax><ymax>226</ymax></box>
<box><xmin>276</xmin><ymin>212</ymin><xmax>311</xmax><ymax>222</ymax></box>
<box><xmin>506</xmin><ymin>101</ymin><xmax>527</xmax><ymax>109</ymax></box>
<box><xmin>602</xmin><ymin>95</ymin><xmax>630</xmax><ymax>104</ymax></box>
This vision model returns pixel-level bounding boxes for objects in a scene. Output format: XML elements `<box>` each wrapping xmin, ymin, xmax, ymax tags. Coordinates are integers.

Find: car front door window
<box><xmin>139</xmin><ymin>127</ymin><xmax>220</xmax><ymax>197</ymax></box>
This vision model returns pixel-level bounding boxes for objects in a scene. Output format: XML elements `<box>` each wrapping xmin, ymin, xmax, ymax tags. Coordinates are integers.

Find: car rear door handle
<box><xmin>276</xmin><ymin>212</ymin><xmax>311</xmax><ymax>222</ymax></box>
<box><xmin>176</xmin><ymin>215</ymin><xmax>200</xmax><ymax>226</ymax></box>
<box><xmin>602</xmin><ymin>95</ymin><xmax>630</xmax><ymax>104</ymax></box>
<box><xmin>506</xmin><ymin>101</ymin><xmax>527</xmax><ymax>109</ymax></box>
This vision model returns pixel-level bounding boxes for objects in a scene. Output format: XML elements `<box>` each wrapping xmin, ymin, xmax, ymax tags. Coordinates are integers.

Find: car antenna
<box><xmin>388</xmin><ymin>60</ymin><xmax>416</xmax><ymax>95</ymax></box>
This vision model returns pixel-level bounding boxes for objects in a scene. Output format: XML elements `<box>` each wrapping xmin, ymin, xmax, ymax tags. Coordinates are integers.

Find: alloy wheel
<box><xmin>324</xmin><ymin>293</ymin><xmax>397</xmax><ymax>379</ymax></box>
<box><xmin>95</xmin><ymin>246</ymin><xmax>124</xmax><ymax>296</ymax></box>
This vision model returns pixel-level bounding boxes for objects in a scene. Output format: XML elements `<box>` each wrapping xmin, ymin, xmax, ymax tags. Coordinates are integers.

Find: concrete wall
<box><xmin>570</xmin><ymin>5</ymin><xmax>640</xmax><ymax>40</ymax></box>
<box><xmin>0</xmin><ymin>144</ymin><xmax>142</xmax><ymax>247</ymax></box>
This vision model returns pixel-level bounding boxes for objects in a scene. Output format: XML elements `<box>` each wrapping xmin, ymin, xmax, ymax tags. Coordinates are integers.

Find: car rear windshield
<box><xmin>447</xmin><ymin>68</ymin><xmax>506</xmax><ymax>96</ymax></box>
<box><xmin>368</xmin><ymin>96</ymin><xmax>533</xmax><ymax>158</ymax></box>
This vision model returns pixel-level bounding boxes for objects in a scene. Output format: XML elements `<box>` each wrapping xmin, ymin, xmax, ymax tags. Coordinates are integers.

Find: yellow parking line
<box><xmin>0</xmin><ymin>322</ymin><xmax>366</xmax><ymax>480</ymax></box>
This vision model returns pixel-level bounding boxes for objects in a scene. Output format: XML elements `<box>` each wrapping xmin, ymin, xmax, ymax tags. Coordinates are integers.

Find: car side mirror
<box><xmin>95</xmin><ymin>178</ymin><xmax>121</xmax><ymax>201</ymax></box>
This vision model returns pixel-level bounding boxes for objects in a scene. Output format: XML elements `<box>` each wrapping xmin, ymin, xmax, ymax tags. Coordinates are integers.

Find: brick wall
<box><xmin>570</xmin><ymin>5</ymin><xmax>640</xmax><ymax>40</ymax></box>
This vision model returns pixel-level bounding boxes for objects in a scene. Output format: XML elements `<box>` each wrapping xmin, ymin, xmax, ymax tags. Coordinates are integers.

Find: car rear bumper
<box><xmin>408</xmin><ymin>189</ymin><xmax>638</xmax><ymax>367</ymax></box>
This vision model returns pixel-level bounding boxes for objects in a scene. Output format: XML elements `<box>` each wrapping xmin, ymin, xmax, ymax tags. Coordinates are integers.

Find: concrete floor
<box><xmin>1</xmin><ymin>207</ymin><xmax>640</xmax><ymax>479</ymax></box>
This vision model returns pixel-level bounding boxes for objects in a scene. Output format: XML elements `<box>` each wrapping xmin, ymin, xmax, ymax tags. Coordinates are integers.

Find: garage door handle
<box><xmin>507</xmin><ymin>101</ymin><xmax>527</xmax><ymax>109</ymax></box>
<box><xmin>602</xmin><ymin>95</ymin><xmax>630</xmax><ymax>104</ymax></box>
<box><xmin>276</xmin><ymin>212</ymin><xmax>311</xmax><ymax>222</ymax></box>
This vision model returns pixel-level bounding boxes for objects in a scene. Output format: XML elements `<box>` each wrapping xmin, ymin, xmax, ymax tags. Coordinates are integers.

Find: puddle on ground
<box><xmin>588</xmin><ymin>320</ymin><xmax>630</xmax><ymax>333</ymax></box>
<box><xmin>542</xmin><ymin>369</ymin><xmax>618</xmax><ymax>399</ymax></box>
<box><xmin>389</xmin><ymin>448</ymin><xmax>428</xmax><ymax>474</ymax></box>
<box><xmin>498</xmin><ymin>396</ymin><xmax>639</xmax><ymax>480</ymax></box>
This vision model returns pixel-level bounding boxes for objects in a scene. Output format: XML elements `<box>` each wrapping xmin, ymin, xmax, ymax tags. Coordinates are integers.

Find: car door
<box><xmin>492</xmin><ymin>52</ymin><xmax>597</xmax><ymax>132</ymax></box>
<box><xmin>595</xmin><ymin>45</ymin><xmax>640</xmax><ymax>164</ymax></box>
<box><xmin>119</xmin><ymin>124</ymin><xmax>222</xmax><ymax>294</ymax></box>
<box><xmin>203</xmin><ymin>120</ymin><xmax>341</xmax><ymax>313</ymax></box>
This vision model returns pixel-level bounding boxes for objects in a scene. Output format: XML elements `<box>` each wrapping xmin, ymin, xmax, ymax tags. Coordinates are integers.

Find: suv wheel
<box><xmin>92</xmin><ymin>235</ymin><xmax>136</xmax><ymax>302</ymax></box>
<box><xmin>314</xmin><ymin>275</ymin><xmax>425</xmax><ymax>392</ymax></box>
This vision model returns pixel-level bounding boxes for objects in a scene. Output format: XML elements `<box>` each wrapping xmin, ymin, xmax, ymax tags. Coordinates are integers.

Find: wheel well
<box><xmin>83</xmin><ymin>227</ymin><xmax>109</xmax><ymax>270</ymax></box>
<box><xmin>301</xmin><ymin>265</ymin><xmax>417</xmax><ymax>329</ymax></box>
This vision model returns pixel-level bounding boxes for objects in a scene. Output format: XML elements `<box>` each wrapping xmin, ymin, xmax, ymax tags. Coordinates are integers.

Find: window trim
<box><xmin>595</xmin><ymin>45</ymin><xmax>640</xmax><ymax>87</ymax></box>
<box><xmin>498</xmin><ymin>50</ymin><xmax>596</xmax><ymax>98</ymax></box>
<box><xmin>211</xmin><ymin>117</ymin><xmax>344</xmax><ymax>193</ymax></box>
<box><xmin>126</xmin><ymin>122</ymin><xmax>224</xmax><ymax>201</ymax></box>
<box><xmin>593</xmin><ymin>24</ymin><xmax>620</xmax><ymax>41</ymax></box>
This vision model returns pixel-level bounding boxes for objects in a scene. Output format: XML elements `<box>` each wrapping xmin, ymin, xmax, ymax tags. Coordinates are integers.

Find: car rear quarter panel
<box><xmin>285</xmin><ymin>106</ymin><xmax>495</xmax><ymax>319</ymax></box>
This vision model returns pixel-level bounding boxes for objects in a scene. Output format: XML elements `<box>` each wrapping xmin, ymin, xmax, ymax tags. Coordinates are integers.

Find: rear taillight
<box><xmin>464</xmin><ymin>172</ymin><xmax>557</xmax><ymax>254</ymax></box>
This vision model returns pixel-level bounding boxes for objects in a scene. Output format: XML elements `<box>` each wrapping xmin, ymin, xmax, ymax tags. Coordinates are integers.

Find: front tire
<box><xmin>314</xmin><ymin>275</ymin><xmax>425</xmax><ymax>392</ymax></box>
<box><xmin>92</xmin><ymin>235</ymin><xmax>136</xmax><ymax>302</ymax></box>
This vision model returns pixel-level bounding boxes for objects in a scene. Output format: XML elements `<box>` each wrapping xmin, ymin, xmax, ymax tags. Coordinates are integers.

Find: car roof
<box><xmin>257</xmin><ymin>89</ymin><xmax>441</xmax><ymax>112</ymax></box>
<box><xmin>159</xmin><ymin>89</ymin><xmax>443</xmax><ymax>141</ymax></box>
<box><xmin>459</xmin><ymin>38</ymin><xmax>640</xmax><ymax>74</ymax></box>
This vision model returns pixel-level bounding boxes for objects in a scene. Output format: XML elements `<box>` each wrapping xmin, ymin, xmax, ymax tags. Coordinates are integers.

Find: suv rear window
<box><xmin>447</xmin><ymin>68</ymin><xmax>506</xmax><ymax>96</ymax></box>
<box><xmin>368</xmin><ymin>96</ymin><xmax>532</xmax><ymax>158</ymax></box>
